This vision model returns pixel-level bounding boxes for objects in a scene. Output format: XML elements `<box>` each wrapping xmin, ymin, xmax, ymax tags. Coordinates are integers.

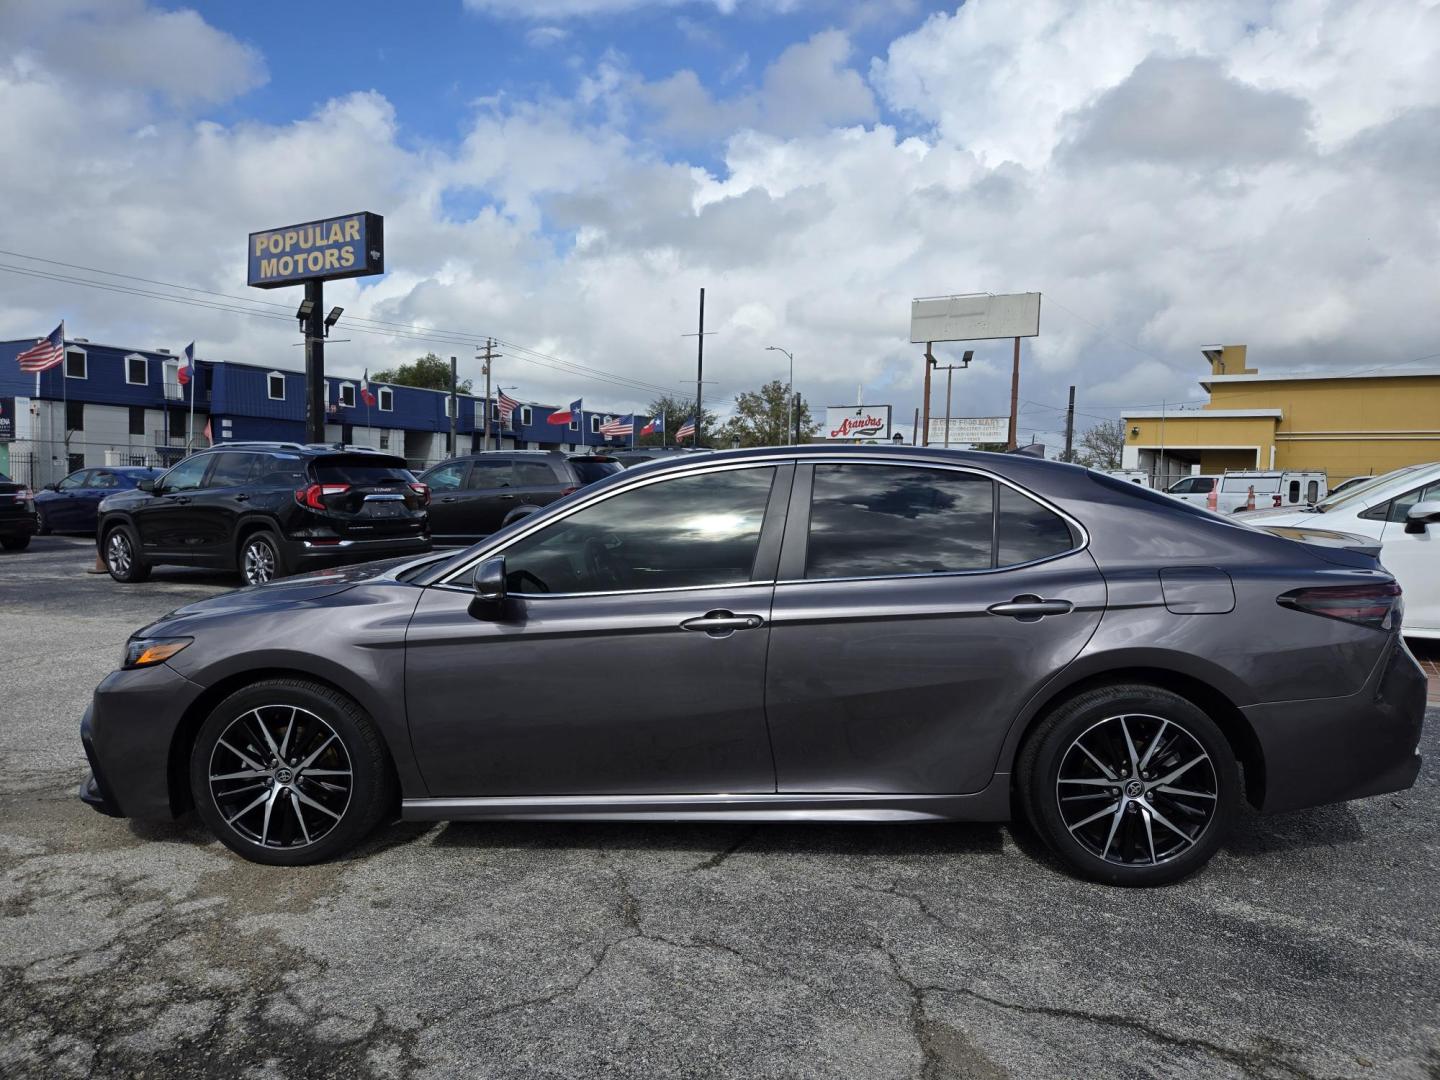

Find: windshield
<box><xmin>570</xmin><ymin>460</ymin><xmax>622</xmax><ymax>484</ymax></box>
<box><xmin>1312</xmin><ymin>464</ymin><xmax>1428</xmax><ymax>512</ymax></box>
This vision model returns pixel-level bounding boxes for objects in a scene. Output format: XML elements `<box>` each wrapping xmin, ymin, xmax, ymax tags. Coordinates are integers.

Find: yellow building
<box><xmin>1121</xmin><ymin>345</ymin><xmax>1440</xmax><ymax>486</ymax></box>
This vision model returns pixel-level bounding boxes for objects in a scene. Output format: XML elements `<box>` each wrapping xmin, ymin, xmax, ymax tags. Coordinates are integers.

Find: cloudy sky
<box><xmin>1</xmin><ymin>0</ymin><xmax>1436</xmax><ymax>443</ymax></box>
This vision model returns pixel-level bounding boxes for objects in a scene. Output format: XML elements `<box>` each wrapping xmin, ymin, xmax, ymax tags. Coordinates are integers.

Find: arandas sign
<box><xmin>247</xmin><ymin>212</ymin><xmax>384</xmax><ymax>289</ymax></box>
<box><xmin>825</xmin><ymin>405</ymin><xmax>892</xmax><ymax>440</ymax></box>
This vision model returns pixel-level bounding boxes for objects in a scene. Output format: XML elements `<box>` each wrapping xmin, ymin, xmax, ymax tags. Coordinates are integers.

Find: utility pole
<box><xmin>681</xmin><ymin>288</ymin><xmax>716</xmax><ymax>446</ymax></box>
<box><xmin>1007</xmin><ymin>336</ymin><xmax>1021</xmax><ymax>451</ymax></box>
<box><xmin>448</xmin><ymin>356</ymin><xmax>458</xmax><ymax>455</ymax></box>
<box><xmin>477</xmin><ymin>338</ymin><xmax>500</xmax><ymax>450</ymax></box>
<box><xmin>1063</xmin><ymin>385</ymin><xmax>1076</xmax><ymax>463</ymax></box>
<box><xmin>921</xmin><ymin>342</ymin><xmax>934</xmax><ymax>446</ymax></box>
<box><xmin>304</xmin><ymin>281</ymin><xmax>325</xmax><ymax>444</ymax></box>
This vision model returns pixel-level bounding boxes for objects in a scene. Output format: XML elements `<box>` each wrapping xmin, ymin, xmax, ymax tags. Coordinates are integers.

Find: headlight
<box><xmin>122</xmin><ymin>637</ymin><xmax>192</xmax><ymax>669</ymax></box>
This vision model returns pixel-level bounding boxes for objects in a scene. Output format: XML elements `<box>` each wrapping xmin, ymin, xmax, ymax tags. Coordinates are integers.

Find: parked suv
<box><xmin>0</xmin><ymin>472</ymin><xmax>37</xmax><ymax>551</ymax></box>
<box><xmin>97</xmin><ymin>443</ymin><xmax>431</xmax><ymax>585</ymax></box>
<box><xmin>419</xmin><ymin>451</ymin><xmax>621</xmax><ymax>543</ymax></box>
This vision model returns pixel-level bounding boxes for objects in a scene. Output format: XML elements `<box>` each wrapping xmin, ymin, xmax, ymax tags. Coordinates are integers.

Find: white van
<box><xmin>1216</xmin><ymin>470</ymin><xmax>1327</xmax><ymax>514</ymax></box>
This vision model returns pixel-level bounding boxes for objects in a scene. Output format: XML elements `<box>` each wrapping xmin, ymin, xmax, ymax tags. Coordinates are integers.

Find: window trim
<box><xmin>589</xmin><ymin>415</ymin><xmax>601</xmax><ymax>434</ymax></box>
<box><xmin>436</xmin><ymin>459</ymin><xmax>787</xmax><ymax>595</ymax></box>
<box><xmin>519</xmin><ymin>405</ymin><xmax>533</xmax><ymax>426</ymax></box>
<box><xmin>267</xmin><ymin>372</ymin><xmax>286</xmax><ymax>401</ymax></box>
<box><xmin>378</xmin><ymin>386</ymin><xmax>393</xmax><ymax>412</ymax></box>
<box><xmin>65</xmin><ymin>347</ymin><xmax>87</xmax><ymax>379</ymax></box>
<box><xmin>338</xmin><ymin>382</ymin><xmax>356</xmax><ymax>408</ymax></box>
<box><xmin>124</xmin><ymin>353</ymin><xmax>148</xmax><ymax>386</ymax></box>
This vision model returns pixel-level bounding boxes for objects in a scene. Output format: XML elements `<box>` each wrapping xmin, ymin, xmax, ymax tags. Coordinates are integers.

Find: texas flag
<box><xmin>640</xmin><ymin>414</ymin><xmax>663</xmax><ymax>437</ymax></box>
<box><xmin>360</xmin><ymin>368</ymin><xmax>376</xmax><ymax>407</ymax></box>
<box><xmin>546</xmin><ymin>397</ymin><xmax>582</xmax><ymax>425</ymax></box>
<box><xmin>177</xmin><ymin>342</ymin><xmax>195</xmax><ymax>386</ymax></box>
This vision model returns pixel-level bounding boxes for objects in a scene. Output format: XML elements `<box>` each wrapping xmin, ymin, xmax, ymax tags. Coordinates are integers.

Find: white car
<box><xmin>1245</xmin><ymin>462</ymin><xmax>1440</xmax><ymax>639</ymax></box>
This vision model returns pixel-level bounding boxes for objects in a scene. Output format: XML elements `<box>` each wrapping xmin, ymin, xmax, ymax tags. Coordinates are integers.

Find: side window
<box><xmin>90</xmin><ymin>471</ymin><xmax>121</xmax><ymax>489</ymax></box>
<box><xmin>997</xmin><ymin>484</ymin><xmax>1075</xmax><ymax>566</ymax></box>
<box><xmin>162</xmin><ymin>455</ymin><xmax>212</xmax><ymax>492</ymax></box>
<box><xmin>1390</xmin><ymin>481</ymin><xmax>1440</xmax><ymax>523</ymax></box>
<box><xmin>513</xmin><ymin>461</ymin><xmax>561</xmax><ymax>487</ymax></box>
<box><xmin>1288</xmin><ymin>480</ymin><xmax>1300</xmax><ymax>503</ymax></box>
<box><xmin>1306</xmin><ymin>480</ymin><xmax>1319</xmax><ymax>503</ymax></box>
<box><xmin>425</xmin><ymin>461</ymin><xmax>468</xmax><ymax>491</ymax></box>
<box><xmin>59</xmin><ymin>471</ymin><xmax>90</xmax><ymax>491</ymax></box>
<box><xmin>467</xmin><ymin>460</ymin><xmax>518</xmax><ymax>489</ymax></box>
<box><xmin>206</xmin><ymin>453</ymin><xmax>257</xmax><ymax>488</ymax></box>
<box><xmin>502</xmin><ymin>467</ymin><xmax>776</xmax><ymax>595</ymax></box>
<box><xmin>805</xmin><ymin>464</ymin><xmax>993</xmax><ymax>579</ymax></box>
<box><xmin>254</xmin><ymin>455</ymin><xmax>307</xmax><ymax>487</ymax></box>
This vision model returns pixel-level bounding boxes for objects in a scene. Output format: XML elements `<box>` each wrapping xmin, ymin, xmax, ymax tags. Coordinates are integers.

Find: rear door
<box><xmin>764</xmin><ymin>461</ymin><xmax>1106</xmax><ymax>794</ymax></box>
<box><xmin>81</xmin><ymin>469</ymin><xmax>125</xmax><ymax>532</ymax></box>
<box><xmin>461</xmin><ymin>458</ymin><xmax>530</xmax><ymax>535</ymax></box>
<box><xmin>191</xmin><ymin>452</ymin><xmax>261</xmax><ymax>563</ymax></box>
<box><xmin>48</xmin><ymin>470</ymin><xmax>92</xmax><ymax>530</ymax></box>
<box><xmin>421</xmin><ymin>460</ymin><xmax>474</xmax><ymax>541</ymax></box>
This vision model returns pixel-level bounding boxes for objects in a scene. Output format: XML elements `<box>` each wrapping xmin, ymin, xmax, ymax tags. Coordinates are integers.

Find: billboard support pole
<box><xmin>304</xmin><ymin>280</ymin><xmax>325</xmax><ymax>444</ymax></box>
<box><xmin>1063</xmin><ymin>385</ymin><xmax>1076</xmax><ymax>462</ymax></box>
<box><xmin>1007</xmin><ymin>335</ymin><xmax>1020</xmax><ymax>450</ymax></box>
<box><xmin>943</xmin><ymin>365</ymin><xmax>953</xmax><ymax>448</ymax></box>
<box><xmin>921</xmin><ymin>343</ymin><xmax>934</xmax><ymax>446</ymax></box>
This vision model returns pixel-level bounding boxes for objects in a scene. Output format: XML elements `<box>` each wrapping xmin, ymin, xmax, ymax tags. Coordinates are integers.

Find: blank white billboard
<box><xmin>910</xmin><ymin>292</ymin><xmax>1040</xmax><ymax>343</ymax></box>
<box><xmin>927</xmin><ymin>416</ymin><xmax>1009</xmax><ymax>444</ymax></box>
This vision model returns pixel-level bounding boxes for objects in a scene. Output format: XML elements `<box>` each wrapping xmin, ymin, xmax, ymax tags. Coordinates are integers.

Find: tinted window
<box><xmin>805</xmin><ymin>465</ymin><xmax>993</xmax><ymax>579</ymax></box>
<box><xmin>513</xmin><ymin>461</ymin><xmax>561</xmax><ymax>487</ymax></box>
<box><xmin>313</xmin><ymin>460</ymin><xmax>414</xmax><ymax>485</ymax></box>
<box><xmin>425</xmin><ymin>461</ymin><xmax>467</xmax><ymax>491</ymax></box>
<box><xmin>207</xmin><ymin>453</ymin><xmax>257</xmax><ymax>488</ymax></box>
<box><xmin>571</xmin><ymin>460</ymin><xmax>622</xmax><ymax>484</ymax></box>
<box><xmin>58</xmin><ymin>471</ymin><xmax>90</xmax><ymax>490</ymax></box>
<box><xmin>254</xmin><ymin>454</ymin><xmax>308</xmax><ymax>487</ymax></box>
<box><xmin>503</xmin><ymin>467</ymin><xmax>775</xmax><ymax>595</ymax></box>
<box><xmin>997</xmin><ymin>484</ymin><xmax>1074</xmax><ymax>566</ymax></box>
<box><xmin>163</xmin><ymin>455</ymin><xmax>212</xmax><ymax>492</ymax></box>
<box><xmin>1388</xmin><ymin>480</ymin><xmax>1440</xmax><ymax>523</ymax></box>
<box><xmin>89</xmin><ymin>471</ymin><xmax>122</xmax><ymax>489</ymax></box>
<box><xmin>466</xmin><ymin>460</ymin><xmax>518</xmax><ymax>489</ymax></box>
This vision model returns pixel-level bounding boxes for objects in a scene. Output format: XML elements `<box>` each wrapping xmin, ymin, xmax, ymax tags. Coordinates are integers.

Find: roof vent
<box><xmin>71</xmin><ymin>337</ymin><xmax>89</xmax><ymax>343</ymax></box>
<box><xmin>155</xmin><ymin>347</ymin><xmax>171</xmax><ymax>354</ymax></box>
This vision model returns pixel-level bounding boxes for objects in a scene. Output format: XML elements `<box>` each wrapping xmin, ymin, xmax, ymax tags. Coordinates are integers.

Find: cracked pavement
<box><xmin>2</xmin><ymin>536</ymin><xmax>1438</xmax><ymax>1078</ymax></box>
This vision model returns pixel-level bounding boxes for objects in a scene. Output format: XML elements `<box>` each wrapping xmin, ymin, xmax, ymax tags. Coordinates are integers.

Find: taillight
<box><xmin>1272</xmin><ymin>494</ymin><xmax>1282</xmax><ymax>508</ymax></box>
<box><xmin>294</xmin><ymin>483</ymin><xmax>350</xmax><ymax>511</ymax></box>
<box><xmin>1278</xmin><ymin>582</ymin><xmax>1402</xmax><ymax>630</ymax></box>
<box><xmin>409</xmin><ymin>482</ymin><xmax>430</xmax><ymax>507</ymax></box>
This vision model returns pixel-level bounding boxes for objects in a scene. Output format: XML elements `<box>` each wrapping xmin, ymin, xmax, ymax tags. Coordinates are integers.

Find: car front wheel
<box><xmin>1018</xmin><ymin>684</ymin><xmax>1240</xmax><ymax>886</ymax></box>
<box><xmin>189</xmin><ymin>678</ymin><xmax>396</xmax><ymax>866</ymax></box>
<box><xmin>103</xmin><ymin>525</ymin><xmax>150</xmax><ymax>582</ymax></box>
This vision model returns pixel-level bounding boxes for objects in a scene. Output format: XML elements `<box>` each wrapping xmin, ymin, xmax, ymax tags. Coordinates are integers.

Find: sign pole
<box><xmin>1007</xmin><ymin>335</ymin><xmax>1021</xmax><ymax>451</ymax></box>
<box><xmin>304</xmin><ymin>280</ymin><xmax>325</xmax><ymax>444</ymax></box>
<box><xmin>921</xmin><ymin>342</ymin><xmax>934</xmax><ymax>446</ymax></box>
<box><xmin>943</xmin><ymin>365</ymin><xmax>953</xmax><ymax>448</ymax></box>
<box><xmin>695</xmin><ymin>289</ymin><xmax>705</xmax><ymax>446</ymax></box>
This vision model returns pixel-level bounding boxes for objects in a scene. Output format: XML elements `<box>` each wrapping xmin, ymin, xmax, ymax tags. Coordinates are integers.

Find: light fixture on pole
<box><xmin>295</xmin><ymin>298</ymin><xmax>315</xmax><ymax>328</ymax></box>
<box><xmin>323</xmin><ymin>306</ymin><xmax>344</xmax><ymax>336</ymax></box>
<box><xmin>765</xmin><ymin>345</ymin><xmax>795</xmax><ymax>445</ymax></box>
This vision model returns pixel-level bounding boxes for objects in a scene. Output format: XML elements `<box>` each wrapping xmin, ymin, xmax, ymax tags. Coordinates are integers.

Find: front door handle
<box><xmin>170</xmin><ymin>496</ymin><xmax>191</xmax><ymax>505</ymax></box>
<box><xmin>441</xmin><ymin>496</ymin><xmax>458</xmax><ymax>503</ymax></box>
<box><xmin>498</xmin><ymin>493</ymin><xmax>517</xmax><ymax>500</ymax></box>
<box><xmin>680</xmin><ymin>610</ymin><xmax>765</xmax><ymax>636</ymax></box>
<box><xmin>987</xmin><ymin>595</ymin><xmax>1074</xmax><ymax>621</ymax></box>
<box><xmin>234</xmin><ymin>493</ymin><xmax>249</xmax><ymax>502</ymax></box>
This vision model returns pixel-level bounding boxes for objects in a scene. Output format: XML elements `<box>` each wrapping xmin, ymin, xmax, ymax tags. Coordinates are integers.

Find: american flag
<box><xmin>17</xmin><ymin>322</ymin><xmax>65</xmax><ymax>373</ymax></box>
<box><xmin>497</xmin><ymin>389</ymin><xmax>521</xmax><ymax>427</ymax></box>
<box><xmin>599</xmin><ymin>414</ymin><xmax>634</xmax><ymax>437</ymax></box>
<box><xmin>675</xmin><ymin>416</ymin><xmax>696</xmax><ymax>441</ymax></box>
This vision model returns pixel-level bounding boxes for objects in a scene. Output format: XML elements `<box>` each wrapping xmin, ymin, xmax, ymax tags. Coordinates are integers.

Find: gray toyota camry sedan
<box><xmin>79</xmin><ymin>446</ymin><xmax>1426</xmax><ymax>885</ymax></box>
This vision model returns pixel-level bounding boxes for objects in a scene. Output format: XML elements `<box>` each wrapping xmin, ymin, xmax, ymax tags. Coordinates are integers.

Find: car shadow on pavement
<box><xmin>429</xmin><ymin>819</ymin><xmax>1008</xmax><ymax>859</ymax></box>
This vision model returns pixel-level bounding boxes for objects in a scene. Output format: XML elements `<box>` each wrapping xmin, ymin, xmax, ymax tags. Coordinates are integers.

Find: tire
<box><xmin>188</xmin><ymin>678</ymin><xmax>396</xmax><ymax>866</ymax></box>
<box><xmin>1017</xmin><ymin>684</ymin><xmax>1240</xmax><ymax>886</ymax></box>
<box><xmin>35</xmin><ymin>509</ymin><xmax>51</xmax><ymax>536</ymax></box>
<box><xmin>103</xmin><ymin>524</ymin><xmax>150</xmax><ymax>582</ymax></box>
<box><xmin>238</xmin><ymin>530</ymin><xmax>285</xmax><ymax>586</ymax></box>
<box><xmin>1</xmin><ymin>534</ymin><xmax>31</xmax><ymax>551</ymax></box>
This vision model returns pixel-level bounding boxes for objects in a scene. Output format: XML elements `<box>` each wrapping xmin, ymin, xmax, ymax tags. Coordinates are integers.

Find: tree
<box><xmin>372</xmin><ymin>353</ymin><xmax>473</xmax><ymax>394</ymax></box>
<box><xmin>1074</xmin><ymin>418</ymin><xmax>1126</xmax><ymax>470</ymax></box>
<box><xmin>716</xmin><ymin>379</ymin><xmax>819</xmax><ymax>448</ymax></box>
<box><xmin>635</xmin><ymin>394</ymin><xmax>719</xmax><ymax>447</ymax></box>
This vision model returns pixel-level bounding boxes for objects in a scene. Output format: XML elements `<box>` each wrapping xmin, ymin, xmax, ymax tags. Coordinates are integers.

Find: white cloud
<box><xmin>1</xmin><ymin>0</ymin><xmax>1437</xmax><ymax>444</ymax></box>
<box><xmin>525</xmin><ymin>25</ymin><xmax>570</xmax><ymax>48</ymax></box>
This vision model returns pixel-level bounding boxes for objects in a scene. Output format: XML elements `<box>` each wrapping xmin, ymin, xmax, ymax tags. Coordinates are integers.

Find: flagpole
<box><xmin>187</xmin><ymin>347</ymin><xmax>196</xmax><ymax>453</ymax></box>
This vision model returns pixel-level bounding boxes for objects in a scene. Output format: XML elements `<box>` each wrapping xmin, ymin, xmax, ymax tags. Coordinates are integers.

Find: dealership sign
<box><xmin>825</xmin><ymin>405</ymin><xmax>892</xmax><ymax>441</ymax></box>
<box><xmin>247</xmin><ymin>212</ymin><xmax>385</xmax><ymax>289</ymax></box>
<box><xmin>927</xmin><ymin>416</ymin><xmax>1009</xmax><ymax>444</ymax></box>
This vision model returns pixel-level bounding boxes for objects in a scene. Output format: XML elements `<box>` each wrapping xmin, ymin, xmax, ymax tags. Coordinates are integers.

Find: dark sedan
<box><xmin>35</xmin><ymin>466</ymin><xmax>163</xmax><ymax>536</ymax></box>
<box><xmin>0</xmin><ymin>471</ymin><xmax>37</xmax><ymax>551</ymax></box>
<box><xmin>78</xmin><ymin>446</ymin><xmax>1426</xmax><ymax>885</ymax></box>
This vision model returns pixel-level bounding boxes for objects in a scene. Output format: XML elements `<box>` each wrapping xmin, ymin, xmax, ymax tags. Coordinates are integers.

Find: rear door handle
<box><xmin>234</xmin><ymin>493</ymin><xmax>249</xmax><ymax>502</ymax></box>
<box><xmin>441</xmin><ymin>496</ymin><xmax>458</xmax><ymax>503</ymax></box>
<box><xmin>987</xmin><ymin>595</ymin><xmax>1074</xmax><ymax>621</ymax></box>
<box><xmin>498</xmin><ymin>493</ymin><xmax>517</xmax><ymax>500</ymax></box>
<box><xmin>680</xmin><ymin>610</ymin><xmax>765</xmax><ymax>636</ymax></box>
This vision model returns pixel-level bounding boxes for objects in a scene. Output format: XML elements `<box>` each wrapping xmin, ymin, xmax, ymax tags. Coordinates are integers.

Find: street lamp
<box><xmin>324</xmin><ymin>306</ymin><xmax>344</xmax><ymax>336</ymax></box>
<box><xmin>766</xmin><ymin>345</ymin><xmax>794</xmax><ymax>445</ymax></box>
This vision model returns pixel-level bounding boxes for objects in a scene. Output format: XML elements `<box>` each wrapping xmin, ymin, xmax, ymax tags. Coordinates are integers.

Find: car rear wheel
<box><xmin>239</xmin><ymin>531</ymin><xmax>285</xmax><ymax>586</ymax></box>
<box><xmin>104</xmin><ymin>525</ymin><xmax>150</xmax><ymax>582</ymax></box>
<box><xmin>35</xmin><ymin>509</ymin><xmax>51</xmax><ymax>535</ymax></box>
<box><xmin>1</xmin><ymin>534</ymin><xmax>31</xmax><ymax>551</ymax></box>
<box><xmin>189</xmin><ymin>678</ymin><xmax>396</xmax><ymax>866</ymax></box>
<box><xmin>1018</xmin><ymin>684</ymin><xmax>1240</xmax><ymax>886</ymax></box>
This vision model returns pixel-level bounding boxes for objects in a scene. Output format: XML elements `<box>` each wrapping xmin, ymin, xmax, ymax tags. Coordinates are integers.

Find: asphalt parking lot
<box><xmin>2</xmin><ymin>535</ymin><xmax>1438</xmax><ymax>1079</ymax></box>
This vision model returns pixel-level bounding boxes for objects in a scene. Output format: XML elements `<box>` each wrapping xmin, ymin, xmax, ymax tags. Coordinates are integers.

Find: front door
<box><xmin>48</xmin><ymin>470</ymin><xmax>92</xmax><ymax>531</ymax></box>
<box><xmin>132</xmin><ymin>453</ymin><xmax>215</xmax><ymax>557</ymax></box>
<box><xmin>764</xmin><ymin>462</ymin><xmax>1106</xmax><ymax>794</ymax></box>
<box><xmin>405</xmin><ymin>463</ymin><xmax>790</xmax><ymax>797</ymax></box>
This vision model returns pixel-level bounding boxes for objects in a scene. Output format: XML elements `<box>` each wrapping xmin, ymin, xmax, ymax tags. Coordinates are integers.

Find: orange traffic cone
<box><xmin>1245</xmin><ymin>485</ymin><xmax>1256</xmax><ymax>512</ymax></box>
<box><xmin>1206</xmin><ymin>485</ymin><xmax>1218</xmax><ymax>512</ymax></box>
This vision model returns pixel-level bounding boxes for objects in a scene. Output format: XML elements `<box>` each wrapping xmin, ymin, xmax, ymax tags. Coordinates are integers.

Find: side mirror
<box><xmin>137</xmin><ymin>478</ymin><xmax>157</xmax><ymax>493</ymax></box>
<box><xmin>1404</xmin><ymin>500</ymin><xmax>1440</xmax><ymax>534</ymax></box>
<box><xmin>471</xmin><ymin>555</ymin><xmax>507</xmax><ymax>606</ymax></box>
